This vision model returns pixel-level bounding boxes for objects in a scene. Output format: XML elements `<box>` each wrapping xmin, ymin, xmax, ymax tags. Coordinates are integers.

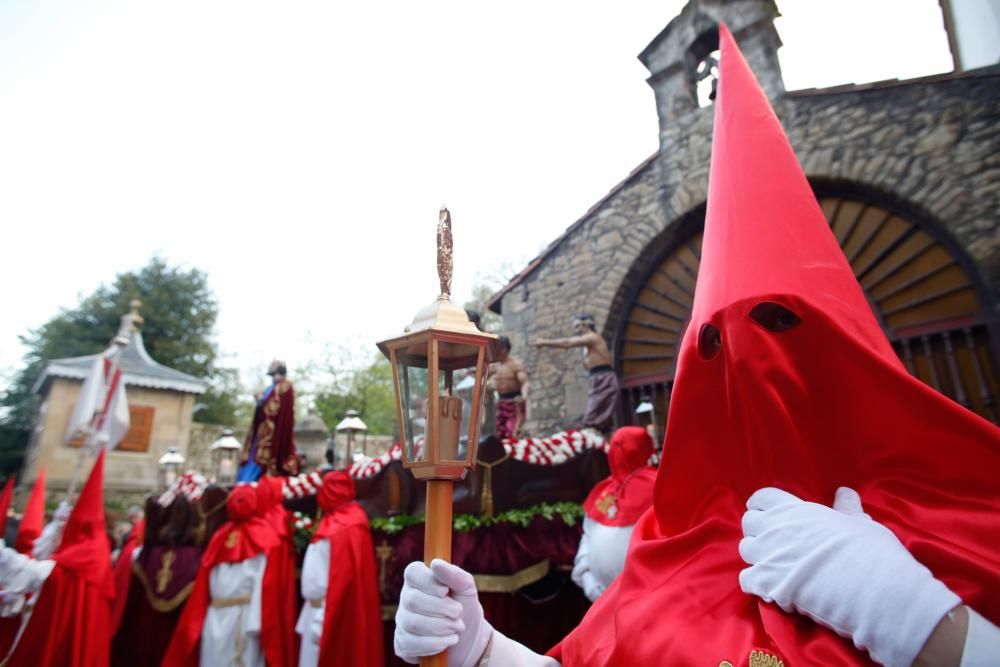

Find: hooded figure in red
<box><xmin>548</xmin><ymin>24</ymin><xmax>1000</xmax><ymax>666</ymax></box>
<box><xmin>7</xmin><ymin>452</ymin><xmax>114</xmax><ymax>667</ymax></box>
<box><xmin>110</xmin><ymin>510</ymin><xmax>144</xmax><ymax>634</ymax></box>
<box><xmin>254</xmin><ymin>476</ymin><xmax>298</xmax><ymax>667</ymax></box>
<box><xmin>296</xmin><ymin>471</ymin><xmax>383</xmax><ymax>667</ymax></box>
<box><xmin>13</xmin><ymin>469</ymin><xmax>45</xmax><ymax>556</ymax></box>
<box><xmin>163</xmin><ymin>484</ymin><xmax>282</xmax><ymax>667</ymax></box>
<box><xmin>572</xmin><ymin>427</ymin><xmax>656</xmax><ymax>601</ymax></box>
<box><xmin>0</xmin><ymin>470</ymin><xmax>47</xmax><ymax>657</ymax></box>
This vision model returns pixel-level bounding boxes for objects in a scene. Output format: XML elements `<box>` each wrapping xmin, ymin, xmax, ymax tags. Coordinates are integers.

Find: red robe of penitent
<box><xmin>551</xmin><ymin>24</ymin><xmax>1000</xmax><ymax>666</ymax></box>
<box><xmin>256</xmin><ymin>477</ymin><xmax>298</xmax><ymax>667</ymax></box>
<box><xmin>110</xmin><ymin>517</ymin><xmax>144</xmax><ymax>634</ymax></box>
<box><xmin>581</xmin><ymin>427</ymin><xmax>656</xmax><ymax>527</ymax></box>
<box><xmin>162</xmin><ymin>484</ymin><xmax>281</xmax><ymax>667</ymax></box>
<box><xmin>314</xmin><ymin>472</ymin><xmax>384</xmax><ymax>666</ymax></box>
<box><xmin>8</xmin><ymin>452</ymin><xmax>114</xmax><ymax>667</ymax></box>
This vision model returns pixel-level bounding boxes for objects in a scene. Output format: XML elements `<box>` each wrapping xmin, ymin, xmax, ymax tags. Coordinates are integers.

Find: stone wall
<box><xmin>495</xmin><ymin>16</ymin><xmax>1000</xmax><ymax>436</ymax></box>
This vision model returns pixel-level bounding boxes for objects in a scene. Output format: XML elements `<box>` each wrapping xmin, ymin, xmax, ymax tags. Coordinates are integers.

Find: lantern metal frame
<box><xmin>210</xmin><ymin>429</ymin><xmax>242</xmax><ymax>484</ymax></box>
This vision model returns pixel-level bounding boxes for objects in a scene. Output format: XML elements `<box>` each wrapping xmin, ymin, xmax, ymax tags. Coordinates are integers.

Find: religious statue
<box><xmin>237</xmin><ymin>360</ymin><xmax>300</xmax><ymax>480</ymax></box>
<box><xmin>534</xmin><ymin>313</ymin><xmax>619</xmax><ymax>433</ymax></box>
<box><xmin>489</xmin><ymin>336</ymin><xmax>530</xmax><ymax>439</ymax></box>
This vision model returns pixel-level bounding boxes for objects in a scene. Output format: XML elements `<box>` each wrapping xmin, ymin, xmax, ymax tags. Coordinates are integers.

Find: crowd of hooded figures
<box><xmin>1</xmin><ymin>22</ymin><xmax>1000</xmax><ymax>667</ymax></box>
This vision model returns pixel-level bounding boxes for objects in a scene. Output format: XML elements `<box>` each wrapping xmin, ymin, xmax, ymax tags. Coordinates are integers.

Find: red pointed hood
<box><xmin>582</xmin><ymin>427</ymin><xmax>657</xmax><ymax>526</ymax></box>
<box><xmin>54</xmin><ymin>452</ymin><xmax>114</xmax><ymax>595</ymax></box>
<box><xmin>551</xmin><ymin>24</ymin><xmax>1000</xmax><ymax>665</ymax></box>
<box><xmin>0</xmin><ymin>477</ymin><xmax>13</xmax><ymax>538</ymax></box>
<box><xmin>15</xmin><ymin>468</ymin><xmax>46</xmax><ymax>555</ymax></box>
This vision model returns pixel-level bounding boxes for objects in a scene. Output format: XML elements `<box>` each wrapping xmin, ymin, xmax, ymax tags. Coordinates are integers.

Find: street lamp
<box><xmin>210</xmin><ymin>429</ymin><xmax>242</xmax><ymax>484</ymax></box>
<box><xmin>158</xmin><ymin>447</ymin><xmax>185</xmax><ymax>490</ymax></box>
<box><xmin>335</xmin><ymin>409</ymin><xmax>369</xmax><ymax>460</ymax></box>
<box><xmin>377</xmin><ymin>208</ymin><xmax>499</xmax><ymax>667</ymax></box>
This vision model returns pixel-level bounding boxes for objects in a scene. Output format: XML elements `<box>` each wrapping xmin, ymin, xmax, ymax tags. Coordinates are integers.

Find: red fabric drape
<box><xmin>550</xmin><ymin>24</ymin><xmax>1000</xmax><ymax>666</ymax></box>
<box><xmin>581</xmin><ymin>427</ymin><xmax>656</xmax><ymax>526</ymax></box>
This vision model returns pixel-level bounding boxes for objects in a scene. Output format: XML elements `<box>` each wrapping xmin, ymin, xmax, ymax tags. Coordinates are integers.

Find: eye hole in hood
<box><xmin>698</xmin><ymin>323</ymin><xmax>722</xmax><ymax>360</ymax></box>
<box><xmin>749</xmin><ymin>302</ymin><xmax>802</xmax><ymax>332</ymax></box>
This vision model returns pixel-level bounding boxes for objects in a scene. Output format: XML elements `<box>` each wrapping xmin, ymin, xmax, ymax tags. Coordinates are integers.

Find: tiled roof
<box><xmin>33</xmin><ymin>329</ymin><xmax>208</xmax><ymax>395</ymax></box>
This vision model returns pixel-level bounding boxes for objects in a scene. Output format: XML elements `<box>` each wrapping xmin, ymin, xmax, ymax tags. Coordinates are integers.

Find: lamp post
<box><xmin>210</xmin><ymin>429</ymin><xmax>242</xmax><ymax>484</ymax></box>
<box><xmin>378</xmin><ymin>207</ymin><xmax>499</xmax><ymax>667</ymax></box>
<box><xmin>158</xmin><ymin>447</ymin><xmax>185</xmax><ymax>490</ymax></box>
<box><xmin>335</xmin><ymin>409</ymin><xmax>369</xmax><ymax>460</ymax></box>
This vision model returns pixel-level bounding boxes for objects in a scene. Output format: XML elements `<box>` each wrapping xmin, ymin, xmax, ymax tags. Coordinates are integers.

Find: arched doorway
<box><xmin>615</xmin><ymin>187</ymin><xmax>1000</xmax><ymax>435</ymax></box>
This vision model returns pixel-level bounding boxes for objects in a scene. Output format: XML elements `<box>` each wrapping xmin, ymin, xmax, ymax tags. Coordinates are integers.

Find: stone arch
<box><xmin>611</xmin><ymin>180</ymin><xmax>1000</xmax><ymax>431</ymax></box>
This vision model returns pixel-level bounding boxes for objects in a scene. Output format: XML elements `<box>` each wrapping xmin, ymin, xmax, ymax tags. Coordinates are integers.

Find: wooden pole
<box><xmin>420</xmin><ymin>479</ymin><xmax>454</xmax><ymax>667</ymax></box>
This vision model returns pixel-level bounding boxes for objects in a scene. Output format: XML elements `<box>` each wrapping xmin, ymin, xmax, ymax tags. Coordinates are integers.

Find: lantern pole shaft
<box><xmin>420</xmin><ymin>479</ymin><xmax>454</xmax><ymax>667</ymax></box>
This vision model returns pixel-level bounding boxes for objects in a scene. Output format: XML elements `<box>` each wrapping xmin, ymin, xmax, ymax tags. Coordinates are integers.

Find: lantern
<box><xmin>335</xmin><ymin>409</ymin><xmax>369</xmax><ymax>460</ymax></box>
<box><xmin>157</xmin><ymin>447</ymin><xmax>185</xmax><ymax>490</ymax></box>
<box><xmin>210</xmin><ymin>429</ymin><xmax>242</xmax><ymax>484</ymax></box>
<box><xmin>377</xmin><ymin>208</ymin><xmax>498</xmax><ymax>667</ymax></box>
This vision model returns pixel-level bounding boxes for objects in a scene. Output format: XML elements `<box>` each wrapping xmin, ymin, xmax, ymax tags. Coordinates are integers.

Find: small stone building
<box><xmin>489</xmin><ymin>0</ymin><xmax>1000</xmax><ymax>437</ymax></box>
<box><xmin>23</xmin><ymin>305</ymin><xmax>207</xmax><ymax>495</ymax></box>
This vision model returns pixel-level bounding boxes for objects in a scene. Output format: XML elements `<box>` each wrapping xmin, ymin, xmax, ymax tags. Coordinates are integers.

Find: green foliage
<box><xmin>369</xmin><ymin>502</ymin><xmax>584</xmax><ymax>534</ymax></box>
<box><xmin>301</xmin><ymin>348</ymin><xmax>398</xmax><ymax>436</ymax></box>
<box><xmin>0</xmin><ymin>257</ymin><xmax>248</xmax><ymax>473</ymax></box>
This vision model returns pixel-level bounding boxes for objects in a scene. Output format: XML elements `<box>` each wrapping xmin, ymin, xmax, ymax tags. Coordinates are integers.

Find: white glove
<box><xmin>394</xmin><ymin>559</ymin><xmax>493</xmax><ymax>667</ymax></box>
<box><xmin>53</xmin><ymin>500</ymin><xmax>71</xmax><ymax>522</ymax></box>
<box><xmin>579</xmin><ymin>572</ymin><xmax>604</xmax><ymax>603</ymax></box>
<box><xmin>739</xmin><ymin>487</ymin><xmax>960</xmax><ymax>667</ymax></box>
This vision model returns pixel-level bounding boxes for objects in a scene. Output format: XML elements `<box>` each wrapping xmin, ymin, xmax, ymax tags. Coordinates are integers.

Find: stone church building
<box><xmin>488</xmin><ymin>0</ymin><xmax>1000</xmax><ymax>438</ymax></box>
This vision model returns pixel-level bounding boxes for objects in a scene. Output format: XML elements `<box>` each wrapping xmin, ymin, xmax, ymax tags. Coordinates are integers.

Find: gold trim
<box><xmin>308</xmin><ymin>598</ymin><xmax>324</xmax><ymax>609</ymax></box>
<box><xmin>472</xmin><ymin>559</ymin><xmax>550</xmax><ymax>593</ymax></box>
<box><xmin>381</xmin><ymin>604</ymin><xmax>398</xmax><ymax>621</ymax></box>
<box><xmin>132</xmin><ymin>560</ymin><xmax>195</xmax><ymax>613</ymax></box>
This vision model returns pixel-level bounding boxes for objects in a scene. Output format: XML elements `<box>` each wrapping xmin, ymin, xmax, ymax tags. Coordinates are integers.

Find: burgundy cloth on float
<box><xmin>8</xmin><ymin>452</ymin><xmax>114</xmax><ymax>667</ymax></box>
<box><xmin>110</xmin><ymin>545</ymin><xmax>201</xmax><ymax>667</ymax></box>
<box><xmin>162</xmin><ymin>485</ymin><xmax>282</xmax><ymax>667</ymax></box>
<box><xmin>14</xmin><ymin>468</ymin><xmax>45</xmax><ymax>555</ymax></box>
<box><xmin>581</xmin><ymin>427</ymin><xmax>656</xmax><ymax>526</ymax></box>
<box><xmin>110</xmin><ymin>518</ymin><xmax>144</xmax><ymax>633</ymax></box>
<box><xmin>312</xmin><ymin>472</ymin><xmax>384</xmax><ymax>666</ymax></box>
<box><xmin>550</xmin><ymin>24</ymin><xmax>1000</xmax><ymax>666</ymax></box>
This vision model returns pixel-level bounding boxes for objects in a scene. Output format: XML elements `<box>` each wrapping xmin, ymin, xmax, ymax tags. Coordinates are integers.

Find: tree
<box><xmin>0</xmin><ymin>257</ymin><xmax>246</xmax><ymax>474</ymax></box>
<box><xmin>297</xmin><ymin>346</ymin><xmax>398</xmax><ymax>437</ymax></box>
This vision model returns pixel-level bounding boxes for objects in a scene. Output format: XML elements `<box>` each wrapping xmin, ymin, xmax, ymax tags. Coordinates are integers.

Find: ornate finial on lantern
<box><xmin>437</xmin><ymin>206</ymin><xmax>453</xmax><ymax>300</ymax></box>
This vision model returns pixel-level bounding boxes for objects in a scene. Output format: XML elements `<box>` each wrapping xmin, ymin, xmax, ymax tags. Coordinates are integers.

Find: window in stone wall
<box><xmin>696</xmin><ymin>49</ymin><xmax>720</xmax><ymax>108</ymax></box>
<box><xmin>67</xmin><ymin>405</ymin><xmax>155</xmax><ymax>452</ymax></box>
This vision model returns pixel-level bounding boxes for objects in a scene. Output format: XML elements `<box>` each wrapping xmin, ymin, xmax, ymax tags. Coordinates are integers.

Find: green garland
<box><xmin>369</xmin><ymin>502</ymin><xmax>584</xmax><ymax>535</ymax></box>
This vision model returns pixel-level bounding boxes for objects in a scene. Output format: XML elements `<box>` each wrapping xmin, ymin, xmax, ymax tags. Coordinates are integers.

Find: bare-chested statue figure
<box><xmin>490</xmin><ymin>336</ymin><xmax>529</xmax><ymax>440</ymax></box>
<box><xmin>534</xmin><ymin>313</ymin><xmax>619</xmax><ymax>433</ymax></box>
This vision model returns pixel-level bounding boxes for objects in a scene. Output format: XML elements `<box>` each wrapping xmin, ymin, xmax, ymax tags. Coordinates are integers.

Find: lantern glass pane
<box><xmin>396</xmin><ymin>351</ymin><xmax>429</xmax><ymax>463</ymax></box>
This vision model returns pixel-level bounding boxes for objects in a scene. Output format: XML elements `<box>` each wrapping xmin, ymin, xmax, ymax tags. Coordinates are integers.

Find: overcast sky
<box><xmin>0</xmin><ymin>1</ymin><xmax>954</xmax><ymax>392</ymax></box>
